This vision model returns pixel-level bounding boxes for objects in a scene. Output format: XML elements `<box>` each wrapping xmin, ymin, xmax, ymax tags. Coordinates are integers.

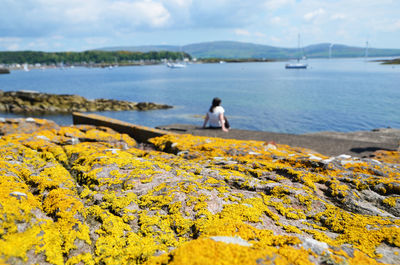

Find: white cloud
<box><xmin>2</xmin><ymin>0</ymin><xmax>171</xmax><ymax>37</ymax></box>
<box><xmin>234</xmin><ymin>29</ymin><xmax>266</xmax><ymax>38</ymax></box>
<box><xmin>63</xmin><ymin>0</ymin><xmax>172</xmax><ymax>28</ymax></box>
<box><xmin>269</xmin><ymin>36</ymin><xmax>281</xmax><ymax>43</ymax></box>
<box><xmin>304</xmin><ymin>8</ymin><xmax>326</xmax><ymax>21</ymax></box>
<box><xmin>270</xmin><ymin>16</ymin><xmax>282</xmax><ymax>25</ymax></box>
<box><xmin>394</xmin><ymin>20</ymin><xmax>400</xmax><ymax>31</ymax></box>
<box><xmin>129</xmin><ymin>1</ymin><xmax>171</xmax><ymax>27</ymax></box>
<box><xmin>0</xmin><ymin>37</ymin><xmax>21</xmax><ymax>43</ymax></box>
<box><xmin>0</xmin><ymin>37</ymin><xmax>22</xmax><ymax>51</ymax></box>
<box><xmin>1</xmin><ymin>0</ymin><xmax>400</xmax><ymax>50</ymax></box>
<box><xmin>164</xmin><ymin>0</ymin><xmax>192</xmax><ymax>6</ymax></box>
<box><xmin>6</xmin><ymin>44</ymin><xmax>20</xmax><ymax>51</ymax></box>
<box><xmin>331</xmin><ymin>13</ymin><xmax>346</xmax><ymax>20</ymax></box>
<box><xmin>254</xmin><ymin>32</ymin><xmax>266</xmax><ymax>38</ymax></box>
<box><xmin>84</xmin><ymin>37</ymin><xmax>110</xmax><ymax>45</ymax></box>
<box><xmin>235</xmin><ymin>29</ymin><xmax>251</xmax><ymax>36</ymax></box>
<box><xmin>373</xmin><ymin>19</ymin><xmax>400</xmax><ymax>32</ymax></box>
<box><xmin>264</xmin><ymin>0</ymin><xmax>295</xmax><ymax>10</ymax></box>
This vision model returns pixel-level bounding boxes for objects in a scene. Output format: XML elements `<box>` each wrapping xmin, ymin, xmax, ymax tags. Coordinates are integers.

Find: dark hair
<box><xmin>209</xmin><ymin>97</ymin><xmax>221</xmax><ymax>113</ymax></box>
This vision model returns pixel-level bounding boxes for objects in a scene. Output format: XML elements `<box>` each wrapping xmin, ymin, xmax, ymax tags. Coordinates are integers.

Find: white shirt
<box><xmin>207</xmin><ymin>106</ymin><xmax>225</xmax><ymax>127</ymax></box>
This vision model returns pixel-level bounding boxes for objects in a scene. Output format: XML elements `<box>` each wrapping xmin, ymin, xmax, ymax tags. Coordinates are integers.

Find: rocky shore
<box><xmin>0</xmin><ymin>90</ymin><xmax>172</xmax><ymax>113</ymax></box>
<box><xmin>157</xmin><ymin>124</ymin><xmax>400</xmax><ymax>157</ymax></box>
<box><xmin>0</xmin><ymin>117</ymin><xmax>399</xmax><ymax>265</ymax></box>
<box><xmin>0</xmin><ymin>68</ymin><xmax>10</xmax><ymax>74</ymax></box>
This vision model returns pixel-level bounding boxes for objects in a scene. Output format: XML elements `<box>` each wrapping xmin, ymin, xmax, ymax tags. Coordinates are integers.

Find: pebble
<box><xmin>67</xmin><ymin>138</ymin><xmax>80</xmax><ymax>145</ymax></box>
<box><xmin>264</xmin><ymin>144</ymin><xmax>277</xmax><ymax>151</ymax></box>
<box><xmin>210</xmin><ymin>236</ymin><xmax>252</xmax><ymax>247</ymax></box>
<box><xmin>105</xmin><ymin>149</ymin><xmax>120</xmax><ymax>154</ymax></box>
<box><xmin>301</xmin><ymin>237</ymin><xmax>329</xmax><ymax>255</ymax></box>
<box><xmin>322</xmin><ymin>157</ymin><xmax>335</xmax><ymax>164</ymax></box>
<box><xmin>36</xmin><ymin>135</ymin><xmax>50</xmax><ymax>141</ymax></box>
<box><xmin>336</xmin><ymin>154</ymin><xmax>352</xmax><ymax>160</ymax></box>
<box><xmin>10</xmin><ymin>191</ymin><xmax>28</xmax><ymax>200</ymax></box>
<box><xmin>308</xmin><ymin>154</ymin><xmax>322</xmax><ymax>161</ymax></box>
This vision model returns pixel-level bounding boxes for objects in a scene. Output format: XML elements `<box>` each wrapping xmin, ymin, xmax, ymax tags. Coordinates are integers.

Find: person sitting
<box><xmin>202</xmin><ymin>97</ymin><xmax>229</xmax><ymax>132</ymax></box>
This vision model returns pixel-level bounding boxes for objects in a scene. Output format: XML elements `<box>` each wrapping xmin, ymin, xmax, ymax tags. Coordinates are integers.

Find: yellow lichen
<box><xmin>0</xmin><ymin>123</ymin><xmax>398</xmax><ymax>265</ymax></box>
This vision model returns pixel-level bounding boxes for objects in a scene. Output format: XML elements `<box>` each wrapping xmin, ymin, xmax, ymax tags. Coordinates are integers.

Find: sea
<box><xmin>1</xmin><ymin>58</ymin><xmax>400</xmax><ymax>134</ymax></box>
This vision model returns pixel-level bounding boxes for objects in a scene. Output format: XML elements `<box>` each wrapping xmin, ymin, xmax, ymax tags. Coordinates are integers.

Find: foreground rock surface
<box><xmin>0</xmin><ymin>90</ymin><xmax>172</xmax><ymax>113</ymax></box>
<box><xmin>0</xmin><ymin>118</ymin><xmax>399</xmax><ymax>265</ymax></box>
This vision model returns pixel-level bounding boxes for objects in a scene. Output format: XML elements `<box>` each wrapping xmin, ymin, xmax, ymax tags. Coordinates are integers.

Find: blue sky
<box><xmin>1</xmin><ymin>0</ymin><xmax>400</xmax><ymax>51</ymax></box>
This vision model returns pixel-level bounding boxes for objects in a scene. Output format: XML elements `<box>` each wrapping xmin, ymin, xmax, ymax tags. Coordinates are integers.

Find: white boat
<box><xmin>286</xmin><ymin>34</ymin><xmax>308</xmax><ymax>69</ymax></box>
<box><xmin>23</xmin><ymin>64</ymin><xmax>30</xmax><ymax>72</ymax></box>
<box><xmin>166</xmin><ymin>62</ymin><xmax>186</xmax><ymax>68</ymax></box>
<box><xmin>167</xmin><ymin>47</ymin><xmax>187</xmax><ymax>68</ymax></box>
<box><xmin>285</xmin><ymin>62</ymin><xmax>307</xmax><ymax>69</ymax></box>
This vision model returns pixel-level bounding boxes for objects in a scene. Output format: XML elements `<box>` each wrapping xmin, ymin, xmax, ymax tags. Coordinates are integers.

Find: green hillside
<box><xmin>0</xmin><ymin>50</ymin><xmax>189</xmax><ymax>65</ymax></box>
<box><xmin>99</xmin><ymin>41</ymin><xmax>400</xmax><ymax>59</ymax></box>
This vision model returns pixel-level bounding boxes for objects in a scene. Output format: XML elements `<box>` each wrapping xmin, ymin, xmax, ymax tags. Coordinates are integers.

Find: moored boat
<box><xmin>285</xmin><ymin>62</ymin><xmax>307</xmax><ymax>69</ymax></box>
<box><xmin>286</xmin><ymin>34</ymin><xmax>308</xmax><ymax>69</ymax></box>
<box><xmin>166</xmin><ymin>62</ymin><xmax>186</xmax><ymax>68</ymax></box>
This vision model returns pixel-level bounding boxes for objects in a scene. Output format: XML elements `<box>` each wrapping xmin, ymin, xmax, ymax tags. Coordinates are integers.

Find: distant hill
<box><xmin>100</xmin><ymin>45</ymin><xmax>181</xmax><ymax>53</ymax></box>
<box><xmin>98</xmin><ymin>41</ymin><xmax>400</xmax><ymax>59</ymax></box>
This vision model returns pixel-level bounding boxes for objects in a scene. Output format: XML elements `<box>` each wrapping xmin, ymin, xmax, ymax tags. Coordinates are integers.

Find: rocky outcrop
<box><xmin>0</xmin><ymin>68</ymin><xmax>10</xmax><ymax>74</ymax></box>
<box><xmin>0</xmin><ymin>90</ymin><xmax>172</xmax><ymax>113</ymax></box>
<box><xmin>0</xmin><ymin>117</ymin><xmax>60</xmax><ymax>135</ymax></box>
<box><xmin>0</xmin><ymin>118</ymin><xmax>399</xmax><ymax>265</ymax></box>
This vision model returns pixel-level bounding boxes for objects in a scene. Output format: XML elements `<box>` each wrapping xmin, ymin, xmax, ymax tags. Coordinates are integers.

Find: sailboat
<box><xmin>166</xmin><ymin>62</ymin><xmax>186</xmax><ymax>68</ymax></box>
<box><xmin>285</xmin><ymin>34</ymin><xmax>308</xmax><ymax>69</ymax></box>
<box><xmin>166</xmin><ymin>47</ymin><xmax>187</xmax><ymax>68</ymax></box>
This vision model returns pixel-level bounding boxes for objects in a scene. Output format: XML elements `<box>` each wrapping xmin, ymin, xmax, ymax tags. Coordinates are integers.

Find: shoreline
<box><xmin>1</xmin><ymin>112</ymin><xmax>399</xmax><ymax>157</ymax></box>
<box><xmin>156</xmin><ymin>123</ymin><xmax>400</xmax><ymax>157</ymax></box>
<box><xmin>0</xmin><ymin>90</ymin><xmax>172</xmax><ymax>114</ymax></box>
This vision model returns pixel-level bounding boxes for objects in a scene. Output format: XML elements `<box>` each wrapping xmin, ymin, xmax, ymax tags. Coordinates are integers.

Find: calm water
<box><xmin>1</xmin><ymin>58</ymin><xmax>400</xmax><ymax>134</ymax></box>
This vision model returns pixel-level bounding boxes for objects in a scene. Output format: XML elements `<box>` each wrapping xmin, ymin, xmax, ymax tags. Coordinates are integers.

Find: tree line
<box><xmin>0</xmin><ymin>50</ymin><xmax>191</xmax><ymax>64</ymax></box>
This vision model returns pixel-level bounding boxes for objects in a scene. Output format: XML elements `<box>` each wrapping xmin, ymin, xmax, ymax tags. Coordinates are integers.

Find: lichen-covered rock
<box><xmin>0</xmin><ymin>120</ymin><xmax>399</xmax><ymax>265</ymax></box>
<box><xmin>0</xmin><ymin>90</ymin><xmax>173</xmax><ymax>113</ymax></box>
<box><xmin>0</xmin><ymin>117</ymin><xmax>60</xmax><ymax>135</ymax></box>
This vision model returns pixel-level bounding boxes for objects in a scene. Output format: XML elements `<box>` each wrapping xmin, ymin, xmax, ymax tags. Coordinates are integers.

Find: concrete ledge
<box><xmin>72</xmin><ymin>112</ymin><xmax>174</xmax><ymax>143</ymax></box>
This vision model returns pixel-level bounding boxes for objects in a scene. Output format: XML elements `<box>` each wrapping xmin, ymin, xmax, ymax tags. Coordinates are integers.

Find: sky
<box><xmin>1</xmin><ymin>0</ymin><xmax>400</xmax><ymax>51</ymax></box>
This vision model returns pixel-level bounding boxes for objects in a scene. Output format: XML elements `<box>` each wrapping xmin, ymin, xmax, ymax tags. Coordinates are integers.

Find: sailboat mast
<box><xmin>365</xmin><ymin>41</ymin><xmax>369</xmax><ymax>58</ymax></box>
<box><xmin>297</xmin><ymin>34</ymin><xmax>300</xmax><ymax>62</ymax></box>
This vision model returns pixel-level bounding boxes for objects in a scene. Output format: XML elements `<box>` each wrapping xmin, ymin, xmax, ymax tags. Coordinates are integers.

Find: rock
<box><xmin>210</xmin><ymin>236</ymin><xmax>252</xmax><ymax>247</ymax></box>
<box><xmin>0</xmin><ymin>68</ymin><xmax>10</xmax><ymax>74</ymax></box>
<box><xmin>0</xmin><ymin>117</ymin><xmax>60</xmax><ymax>135</ymax></box>
<box><xmin>301</xmin><ymin>237</ymin><xmax>329</xmax><ymax>255</ymax></box>
<box><xmin>337</xmin><ymin>154</ymin><xmax>352</xmax><ymax>159</ymax></box>
<box><xmin>36</xmin><ymin>135</ymin><xmax>50</xmax><ymax>141</ymax></box>
<box><xmin>9</xmin><ymin>191</ymin><xmax>28</xmax><ymax>200</ymax></box>
<box><xmin>0</xmin><ymin>119</ymin><xmax>399</xmax><ymax>265</ymax></box>
<box><xmin>308</xmin><ymin>154</ymin><xmax>322</xmax><ymax>161</ymax></box>
<box><xmin>0</xmin><ymin>90</ymin><xmax>173</xmax><ymax>114</ymax></box>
